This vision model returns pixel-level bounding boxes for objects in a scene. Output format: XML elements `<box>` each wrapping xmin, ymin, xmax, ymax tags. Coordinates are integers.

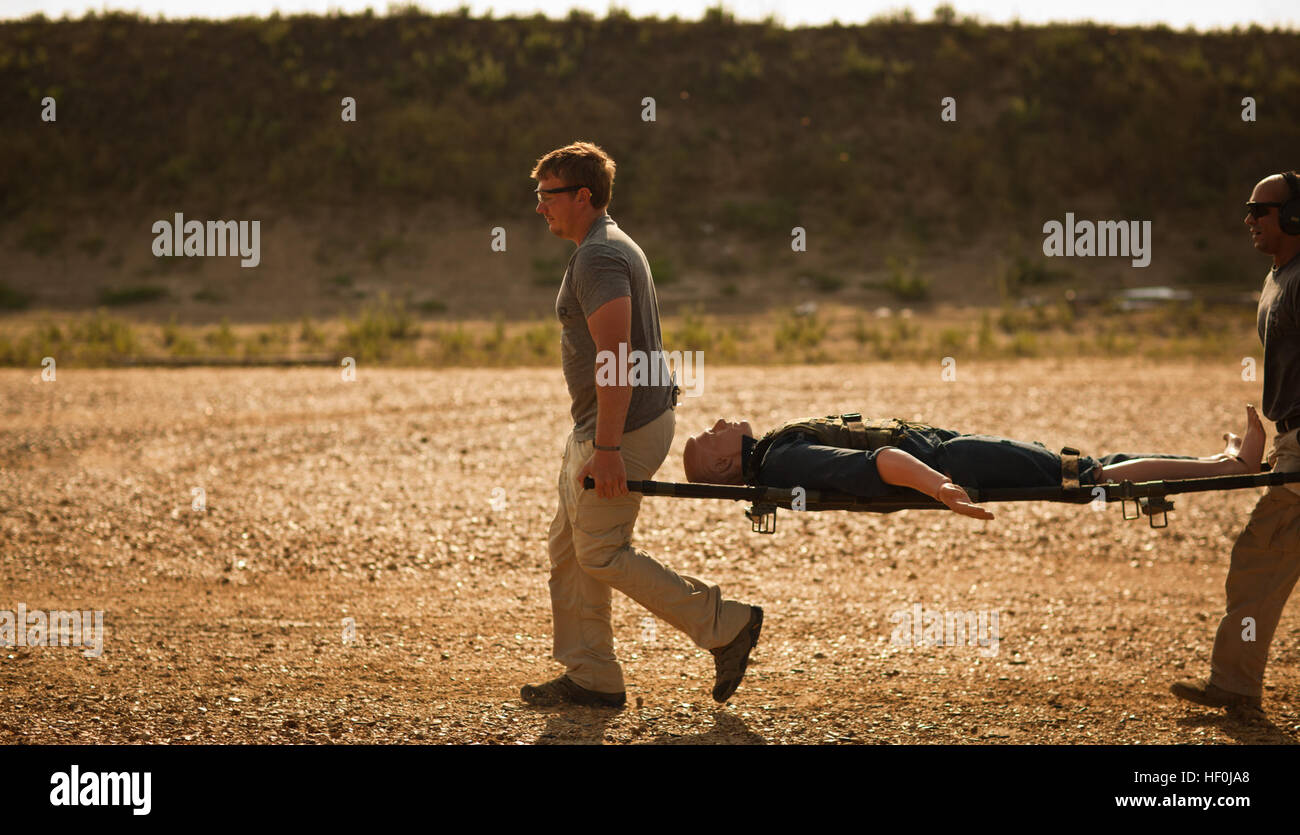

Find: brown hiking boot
<box><xmin>520</xmin><ymin>675</ymin><xmax>626</xmax><ymax>709</ymax></box>
<box><xmin>1170</xmin><ymin>677</ymin><xmax>1262</xmax><ymax>712</ymax></box>
<box><xmin>711</xmin><ymin>606</ymin><xmax>763</xmax><ymax>703</ymax></box>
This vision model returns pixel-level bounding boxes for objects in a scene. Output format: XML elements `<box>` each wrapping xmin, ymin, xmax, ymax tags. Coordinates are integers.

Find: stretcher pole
<box><xmin>584</xmin><ymin>469</ymin><xmax>1300</xmax><ymax>533</ymax></box>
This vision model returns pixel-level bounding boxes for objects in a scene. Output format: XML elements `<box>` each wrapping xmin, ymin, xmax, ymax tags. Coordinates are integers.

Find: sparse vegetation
<box><xmin>0</xmin><ymin>302</ymin><xmax>1262</xmax><ymax>367</ymax></box>
<box><xmin>670</xmin><ymin>309</ymin><xmax>714</xmax><ymax>352</ymax></box>
<box><xmin>299</xmin><ymin>315</ymin><xmax>326</xmax><ymax>347</ymax></box>
<box><xmin>880</xmin><ymin>256</ymin><xmax>930</xmax><ymax>302</ymax></box>
<box><xmin>193</xmin><ymin>286</ymin><xmax>227</xmax><ymax>304</ymax></box>
<box><xmin>0</xmin><ymin>12</ymin><xmax>1291</xmax><ymax>329</ymax></box>
<box><xmin>0</xmin><ymin>12</ymin><xmax>1293</xmax><ymax>239</ymax></box>
<box><xmin>97</xmin><ymin>284</ymin><xmax>169</xmax><ymax>306</ymax></box>
<box><xmin>0</xmin><ymin>10</ymin><xmax>1287</xmax><ymax>371</ymax></box>
<box><xmin>803</xmin><ymin>271</ymin><xmax>846</xmax><ymax>294</ymax></box>
<box><xmin>338</xmin><ymin>292</ymin><xmax>418</xmax><ymax>361</ymax></box>
<box><xmin>205</xmin><ymin>319</ymin><xmax>239</xmax><ymax>356</ymax></box>
<box><xmin>774</xmin><ymin>309</ymin><xmax>827</xmax><ymax>352</ymax></box>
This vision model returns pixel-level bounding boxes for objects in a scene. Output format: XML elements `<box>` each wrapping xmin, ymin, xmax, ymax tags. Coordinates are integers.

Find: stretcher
<box><xmin>583</xmin><ymin>468</ymin><xmax>1300</xmax><ymax>533</ymax></box>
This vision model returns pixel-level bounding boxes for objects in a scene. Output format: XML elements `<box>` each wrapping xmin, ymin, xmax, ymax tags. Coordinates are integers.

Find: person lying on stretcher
<box><xmin>682</xmin><ymin>406</ymin><xmax>1266</xmax><ymax>520</ymax></box>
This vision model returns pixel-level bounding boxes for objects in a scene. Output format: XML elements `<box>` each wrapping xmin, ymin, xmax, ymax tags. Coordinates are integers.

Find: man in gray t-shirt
<box><xmin>555</xmin><ymin>213</ymin><xmax>674</xmax><ymax>439</ymax></box>
<box><xmin>1173</xmin><ymin>171</ymin><xmax>1300</xmax><ymax>717</ymax></box>
<box><xmin>520</xmin><ymin>142</ymin><xmax>760</xmax><ymax>710</ymax></box>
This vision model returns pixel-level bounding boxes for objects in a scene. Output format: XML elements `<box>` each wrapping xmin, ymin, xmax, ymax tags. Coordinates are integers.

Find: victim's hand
<box><xmin>936</xmin><ymin>482</ymin><xmax>994</xmax><ymax>520</ymax></box>
<box><xmin>577</xmin><ymin>448</ymin><xmax>628</xmax><ymax>498</ymax></box>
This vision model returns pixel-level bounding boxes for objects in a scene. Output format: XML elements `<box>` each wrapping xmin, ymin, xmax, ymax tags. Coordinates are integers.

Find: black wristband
<box><xmin>594</xmin><ymin>443</ymin><xmax>621</xmax><ymax>452</ymax></box>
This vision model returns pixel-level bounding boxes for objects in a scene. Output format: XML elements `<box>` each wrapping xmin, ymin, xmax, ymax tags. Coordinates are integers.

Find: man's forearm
<box><xmin>875</xmin><ymin>447</ymin><xmax>952</xmax><ymax>498</ymax></box>
<box><xmin>594</xmin><ymin>374</ymin><xmax>633</xmax><ymax>447</ymax></box>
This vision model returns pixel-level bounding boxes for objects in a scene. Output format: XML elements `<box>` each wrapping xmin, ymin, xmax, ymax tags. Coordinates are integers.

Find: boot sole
<box><xmin>711</xmin><ymin>607</ymin><xmax>764</xmax><ymax>703</ymax></box>
<box><xmin>520</xmin><ymin>683</ymin><xmax>626</xmax><ymax>709</ymax></box>
<box><xmin>1169</xmin><ymin>682</ymin><xmax>1258</xmax><ymax>711</ymax></box>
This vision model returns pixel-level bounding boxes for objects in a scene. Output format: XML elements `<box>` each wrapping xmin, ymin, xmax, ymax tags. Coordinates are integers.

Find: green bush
<box><xmin>481</xmin><ymin>318</ymin><xmax>507</xmax><ymax>354</ymax></box>
<box><xmin>842</xmin><ymin>44</ymin><xmax>886</xmax><ymax>79</ymax></box>
<box><xmin>1010</xmin><ymin>330</ymin><xmax>1039</xmax><ymax>357</ymax></box>
<box><xmin>720</xmin><ymin>49</ymin><xmax>763</xmax><ymax>85</ymax></box>
<box><xmin>434</xmin><ymin>324</ymin><xmax>473</xmax><ymax>361</ymax></box>
<box><xmin>299</xmin><ymin>315</ymin><xmax>326</xmax><ymax>347</ymax></box>
<box><xmin>803</xmin><ymin>271</ymin><xmax>845</xmax><ymax>293</ymax></box>
<box><xmin>671</xmin><ymin>309</ymin><xmax>714</xmax><ymax>351</ymax></box>
<box><xmin>774</xmin><ymin>310</ymin><xmax>826</xmax><ymax>352</ymax></box>
<box><xmin>703</xmin><ymin>4</ymin><xmax>735</xmax><ymax>25</ymax></box>
<box><xmin>852</xmin><ymin>316</ymin><xmax>873</xmax><ymax>346</ymax></box>
<box><xmin>521</xmin><ymin>321</ymin><xmax>555</xmax><ymax>358</ymax></box>
<box><xmin>1004</xmin><ymin>254</ymin><xmax>1061</xmax><ymax>296</ymax></box>
<box><xmin>168</xmin><ymin>331</ymin><xmax>199</xmax><ymax>356</ymax></box>
<box><xmin>340</xmin><ymin>293</ymin><xmax>417</xmax><ymax>360</ymax></box>
<box><xmin>205</xmin><ymin>319</ymin><xmax>239</xmax><ymax>356</ymax></box>
<box><xmin>193</xmin><ymin>286</ymin><xmax>227</xmax><ymax>303</ymax></box>
<box><xmin>937</xmin><ymin>327</ymin><xmax>966</xmax><ymax>353</ymax></box>
<box><xmin>72</xmin><ymin>309</ymin><xmax>138</xmax><ymax>358</ymax></box>
<box><xmin>162</xmin><ymin>314</ymin><xmax>181</xmax><ymax>347</ymax></box>
<box><xmin>466</xmin><ymin>52</ymin><xmax>507</xmax><ymax>98</ymax></box>
<box><xmin>97</xmin><ymin>284</ymin><xmax>169</xmax><ymax>306</ymax></box>
<box><xmin>882</xmin><ymin>256</ymin><xmax>930</xmax><ymax>301</ymax></box>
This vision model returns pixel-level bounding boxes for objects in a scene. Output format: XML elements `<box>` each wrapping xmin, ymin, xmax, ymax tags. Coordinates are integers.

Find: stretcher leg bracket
<box><xmin>1120</xmin><ymin>494</ymin><xmax>1174</xmax><ymax>527</ymax></box>
<box><xmin>747</xmin><ymin>503</ymin><xmax>777</xmax><ymax>534</ymax></box>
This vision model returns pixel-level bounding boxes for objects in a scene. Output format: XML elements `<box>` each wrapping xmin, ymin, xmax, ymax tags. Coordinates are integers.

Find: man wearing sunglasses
<box><xmin>521</xmin><ymin>141</ymin><xmax>762</xmax><ymax>709</ymax></box>
<box><xmin>1172</xmin><ymin>171</ymin><xmax>1300</xmax><ymax>718</ymax></box>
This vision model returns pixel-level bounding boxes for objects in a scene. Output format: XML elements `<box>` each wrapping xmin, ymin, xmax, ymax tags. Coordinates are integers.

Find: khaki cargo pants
<box><xmin>1209</xmin><ymin>429</ymin><xmax>1300</xmax><ymax>700</ymax></box>
<box><xmin>547</xmin><ymin>407</ymin><xmax>753</xmax><ymax>694</ymax></box>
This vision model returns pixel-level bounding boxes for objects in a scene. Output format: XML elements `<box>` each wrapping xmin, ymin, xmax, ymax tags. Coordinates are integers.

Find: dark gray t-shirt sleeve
<box><xmin>572</xmin><ymin>243</ymin><xmax>631</xmax><ymax>316</ymax></box>
<box><xmin>1258</xmin><ymin>259</ymin><xmax>1300</xmax><ymax>424</ymax></box>
<box><xmin>757</xmin><ymin>436</ymin><xmax>896</xmax><ymax>498</ymax></box>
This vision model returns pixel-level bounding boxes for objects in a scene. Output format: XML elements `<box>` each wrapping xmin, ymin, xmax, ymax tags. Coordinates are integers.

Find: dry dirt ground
<box><xmin>1</xmin><ymin>360</ymin><xmax>1297</xmax><ymax>745</ymax></box>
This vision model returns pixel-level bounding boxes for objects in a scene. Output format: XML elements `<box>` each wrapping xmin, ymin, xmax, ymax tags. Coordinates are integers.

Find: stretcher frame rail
<box><xmin>582</xmin><ymin>469</ymin><xmax>1300</xmax><ymax>533</ymax></box>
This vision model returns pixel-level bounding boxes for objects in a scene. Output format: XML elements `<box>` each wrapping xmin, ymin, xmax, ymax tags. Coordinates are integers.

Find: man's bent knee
<box><xmin>574</xmin><ymin>540</ymin><xmax>626</xmax><ymax>578</ymax></box>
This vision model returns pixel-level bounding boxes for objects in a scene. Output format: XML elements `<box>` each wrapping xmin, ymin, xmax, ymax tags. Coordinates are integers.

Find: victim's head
<box><xmin>683</xmin><ymin>418</ymin><xmax>754</xmax><ymax>484</ymax></box>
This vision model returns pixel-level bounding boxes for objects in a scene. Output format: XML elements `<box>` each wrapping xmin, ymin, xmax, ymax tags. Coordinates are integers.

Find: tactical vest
<box><xmin>742</xmin><ymin>413</ymin><xmax>908</xmax><ymax>484</ymax></box>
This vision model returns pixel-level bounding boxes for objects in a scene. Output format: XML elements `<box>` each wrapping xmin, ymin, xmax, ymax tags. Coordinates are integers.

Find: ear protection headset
<box><xmin>1281</xmin><ymin>171</ymin><xmax>1300</xmax><ymax>235</ymax></box>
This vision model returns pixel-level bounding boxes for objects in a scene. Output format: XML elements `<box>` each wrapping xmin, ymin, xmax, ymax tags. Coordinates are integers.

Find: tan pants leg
<box><xmin>547</xmin><ymin>459</ymin><xmax>618</xmax><ymax>693</ymax></box>
<box><xmin>547</xmin><ymin>408</ymin><xmax>753</xmax><ymax>694</ymax></box>
<box><xmin>1208</xmin><ymin>431</ymin><xmax>1300</xmax><ymax>699</ymax></box>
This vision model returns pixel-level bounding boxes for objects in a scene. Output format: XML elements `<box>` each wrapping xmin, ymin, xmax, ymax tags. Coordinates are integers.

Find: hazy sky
<box><xmin>2</xmin><ymin>0</ymin><xmax>1297</xmax><ymax>29</ymax></box>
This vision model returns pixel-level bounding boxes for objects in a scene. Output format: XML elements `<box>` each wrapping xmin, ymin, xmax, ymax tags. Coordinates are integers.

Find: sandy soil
<box><xmin>1</xmin><ymin>361</ymin><xmax>1296</xmax><ymax>744</ymax></box>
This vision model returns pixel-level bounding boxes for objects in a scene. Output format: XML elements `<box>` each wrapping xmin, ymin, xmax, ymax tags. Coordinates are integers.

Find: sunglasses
<box><xmin>1246</xmin><ymin>201</ymin><xmax>1284</xmax><ymax>219</ymax></box>
<box><xmin>536</xmin><ymin>185</ymin><xmax>586</xmax><ymax>204</ymax></box>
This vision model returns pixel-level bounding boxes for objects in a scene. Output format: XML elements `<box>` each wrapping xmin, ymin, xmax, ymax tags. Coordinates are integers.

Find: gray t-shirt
<box><xmin>555</xmin><ymin>213</ymin><xmax>674</xmax><ymax>441</ymax></box>
<box><xmin>1256</xmin><ymin>254</ymin><xmax>1300</xmax><ymax>425</ymax></box>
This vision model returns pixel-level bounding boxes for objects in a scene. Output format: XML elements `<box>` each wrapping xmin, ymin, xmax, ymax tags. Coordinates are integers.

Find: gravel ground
<box><xmin>1</xmin><ymin>361</ymin><xmax>1296</xmax><ymax>744</ymax></box>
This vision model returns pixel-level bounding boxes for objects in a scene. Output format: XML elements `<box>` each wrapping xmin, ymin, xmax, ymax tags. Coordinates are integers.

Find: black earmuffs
<box><xmin>1280</xmin><ymin>171</ymin><xmax>1300</xmax><ymax>235</ymax></box>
